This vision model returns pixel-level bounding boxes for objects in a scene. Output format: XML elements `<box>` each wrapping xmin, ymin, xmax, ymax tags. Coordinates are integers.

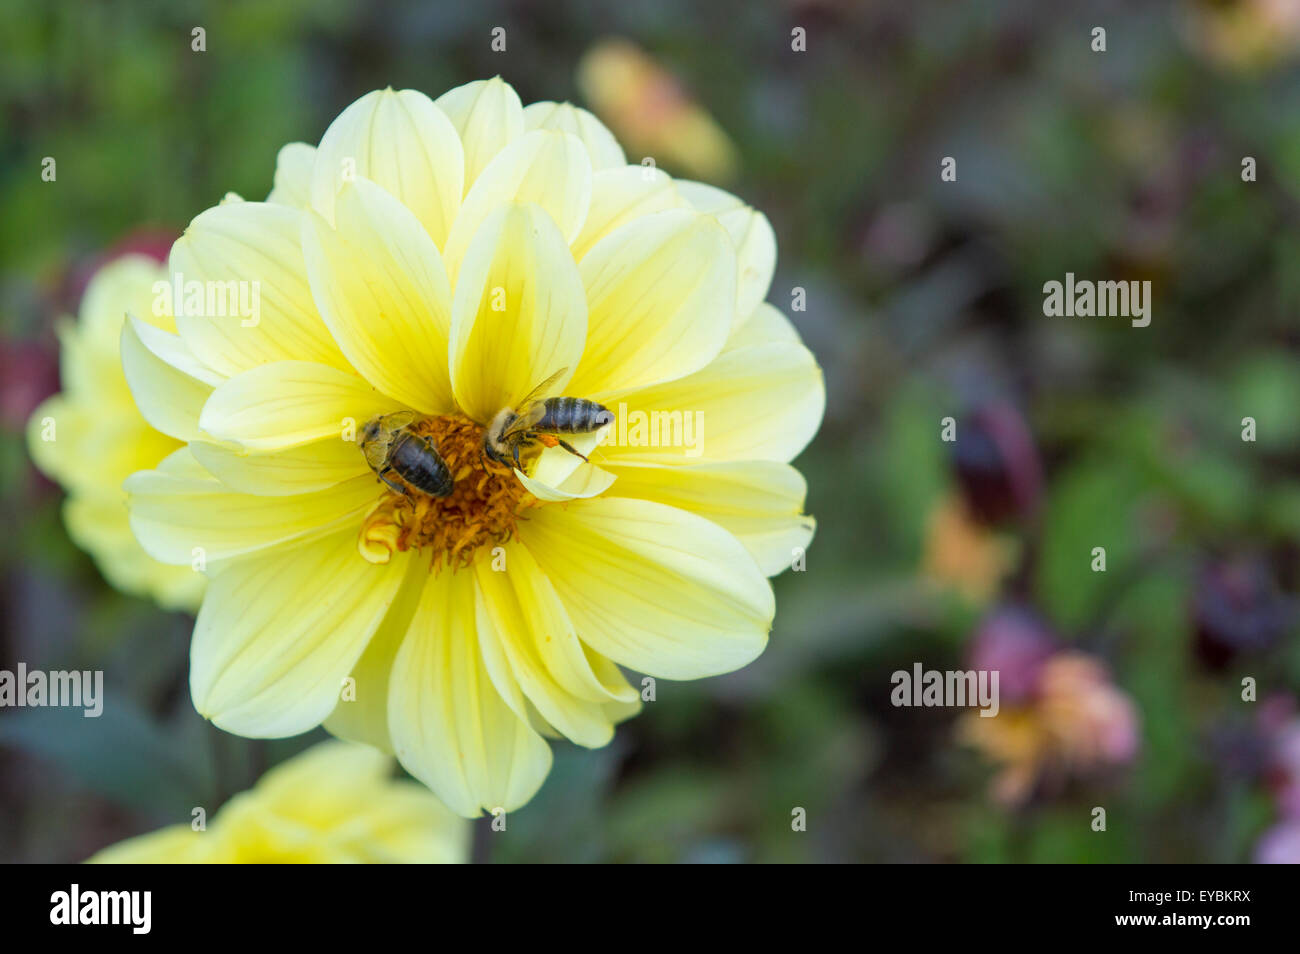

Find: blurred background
<box><xmin>4</xmin><ymin>0</ymin><xmax>1300</xmax><ymax>863</ymax></box>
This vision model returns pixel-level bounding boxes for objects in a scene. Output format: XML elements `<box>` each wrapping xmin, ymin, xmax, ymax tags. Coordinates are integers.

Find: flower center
<box><xmin>358</xmin><ymin>414</ymin><xmax>534</xmax><ymax>570</ymax></box>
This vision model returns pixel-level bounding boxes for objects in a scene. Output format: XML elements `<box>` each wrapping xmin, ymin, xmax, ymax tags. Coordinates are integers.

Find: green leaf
<box><xmin>1036</xmin><ymin>458</ymin><xmax>1144</xmax><ymax>633</ymax></box>
<box><xmin>0</xmin><ymin>692</ymin><xmax>214</xmax><ymax>818</ymax></box>
<box><xmin>1230</xmin><ymin>353</ymin><xmax>1300</xmax><ymax>451</ymax></box>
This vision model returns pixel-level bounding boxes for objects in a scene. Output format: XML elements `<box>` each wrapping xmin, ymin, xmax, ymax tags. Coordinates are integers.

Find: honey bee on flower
<box><xmin>120</xmin><ymin>78</ymin><xmax>824</xmax><ymax>817</ymax></box>
<box><xmin>481</xmin><ymin>366</ymin><xmax>616</xmax><ymax>469</ymax></box>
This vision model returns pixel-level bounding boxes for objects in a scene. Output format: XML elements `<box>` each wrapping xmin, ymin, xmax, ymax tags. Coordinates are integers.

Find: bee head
<box><xmin>359</xmin><ymin>419</ymin><xmax>381</xmax><ymax>446</ymax></box>
<box><xmin>483</xmin><ymin>408</ymin><xmax>516</xmax><ymax>464</ymax></box>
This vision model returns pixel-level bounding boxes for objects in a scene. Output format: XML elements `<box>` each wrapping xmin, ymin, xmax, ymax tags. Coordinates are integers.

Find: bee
<box><xmin>483</xmin><ymin>368</ymin><xmax>615</xmax><ymax>470</ymax></box>
<box><xmin>358</xmin><ymin>411</ymin><xmax>454</xmax><ymax>498</ymax></box>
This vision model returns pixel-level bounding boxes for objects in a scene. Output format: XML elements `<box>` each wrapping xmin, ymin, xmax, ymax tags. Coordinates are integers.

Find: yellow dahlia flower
<box><xmin>123</xmin><ymin>78</ymin><xmax>823</xmax><ymax>816</ymax></box>
<box><xmin>88</xmin><ymin>740</ymin><xmax>468</xmax><ymax>863</ymax></box>
<box><xmin>26</xmin><ymin>255</ymin><xmax>206</xmax><ymax>612</ymax></box>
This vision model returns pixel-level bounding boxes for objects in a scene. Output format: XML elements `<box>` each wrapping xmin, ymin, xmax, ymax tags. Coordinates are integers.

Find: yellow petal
<box><xmin>449</xmin><ymin>203</ymin><xmax>587</xmax><ymax>423</ymax></box>
<box><xmin>126</xmin><ymin>465</ymin><xmax>379</xmax><ymax>564</ymax></box>
<box><xmin>63</xmin><ymin>492</ymin><xmax>205</xmax><ymax>612</ymax></box>
<box><xmin>267</xmin><ymin>142</ymin><xmax>316</xmax><ymax>207</ymax></box>
<box><xmin>519</xmin><ymin>497</ymin><xmax>774</xmax><ymax>678</ymax></box>
<box><xmin>441</xmin><ymin>129</ymin><xmax>592</xmax><ymax>282</ymax></box>
<box><xmin>523</xmin><ymin>101</ymin><xmax>625</xmax><ymax>169</ymax></box>
<box><xmin>29</xmin><ymin>387</ymin><xmax>175</xmax><ymax>497</ymax></box>
<box><xmin>676</xmin><ymin>180</ymin><xmax>777</xmax><ymax>325</ymax></box>
<box><xmin>210</xmin><ymin>804</ymin><xmax>329</xmax><ymax>862</ymax></box>
<box><xmin>598</xmin><ymin>341</ymin><xmax>824</xmax><ymax>465</ymax></box>
<box><xmin>340</xmin><ymin>782</ymin><xmax>470</xmax><ymax>863</ymax></box>
<box><xmin>388</xmin><ymin>570</ymin><xmax>552</xmax><ymax>817</ymax></box>
<box><xmin>569</xmin><ymin>209</ymin><xmax>735</xmax><ymax>397</ymax></box>
<box><xmin>61</xmin><ymin>491</ymin><xmax>138</xmax><ymax>557</ymax></box>
<box><xmin>156</xmin><ymin>444</ymin><xmax>215</xmax><ymax>479</ymax></box>
<box><xmin>151</xmin><ymin>565</ymin><xmax>208</xmax><ymax>613</ymax></box>
<box><xmin>515</xmin><ymin>459</ymin><xmax>617</xmax><ymax>502</ymax></box>
<box><xmin>480</xmin><ymin>543</ymin><xmax>639</xmax><ymax>705</ymax></box>
<box><xmin>309</xmin><ymin>89</ymin><xmax>464</xmax><ymax>249</ymax></box>
<box><xmin>571</xmin><ymin>165</ymin><xmax>686</xmax><ymax>260</ymax></box>
<box><xmin>600</xmin><ymin>460</ymin><xmax>814</xmax><ymax>575</ymax></box>
<box><xmin>433</xmin><ymin>77</ymin><xmax>525</xmax><ymax>193</ymax></box>
<box><xmin>724</xmin><ymin>301</ymin><xmax>802</xmax><ymax>351</ymax></box>
<box><xmin>302</xmin><ymin>177</ymin><xmax>454</xmax><ymax>413</ymax></box>
<box><xmin>324</xmin><ymin>555</ymin><xmax>428</xmax><ymax>751</ymax></box>
<box><xmin>120</xmin><ymin>317</ymin><xmax>216</xmax><ymax>442</ymax></box>
<box><xmin>254</xmin><ymin>739</ymin><xmax>394</xmax><ymax>814</ymax></box>
<box><xmin>87</xmin><ymin>825</ymin><xmax>208</xmax><ymax>864</ymax></box>
<box><xmin>169</xmin><ymin>201</ymin><xmax>348</xmax><ymax>375</ymax></box>
<box><xmin>191</xmin><ymin>530</ymin><xmax>411</xmax><ymax>737</ymax></box>
<box><xmin>502</xmin><ymin>429</ymin><xmax>616</xmax><ymax>503</ymax></box>
<box><xmin>232</xmin><ymin>740</ymin><xmax>468</xmax><ymax>863</ymax></box>
<box><xmin>27</xmin><ymin>394</ymin><xmax>88</xmax><ymax>486</ymax></box>
<box><xmin>602</xmin><ymin>693</ymin><xmax>644</xmax><ymax>727</ymax></box>
<box><xmin>474</xmin><ymin>550</ymin><xmax>621</xmax><ymax>748</ymax></box>
<box><xmin>189</xmin><ymin>438</ymin><xmax>367</xmax><ymax>496</ymax></box>
<box><xmin>79</xmin><ymin>254</ymin><xmax>174</xmax><ymax>344</ymax></box>
<box><xmin>524</xmin><ymin>429</ymin><xmax>610</xmax><ymax>491</ymax></box>
<box><xmin>125</xmin><ymin>313</ymin><xmax>225</xmax><ymax>385</ymax></box>
<box><xmin>56</xmin><ymin>317</ymin><xmax>120</xmax><ymax>405</ymax></box>
<box><xmin>199</xmin><ymin>360</ymin><xmax>396</xmax><ymax>450</ymax></box>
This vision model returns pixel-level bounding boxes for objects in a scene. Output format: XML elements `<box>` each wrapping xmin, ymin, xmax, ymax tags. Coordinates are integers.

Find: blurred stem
<box><xmin>248</xmin><ymin>738</ymin><xmax>268</xmax><ymax>789</ymax></box>
<box><xmin>471</xmin><ymin>816</ymin><xmax>493</xmax><ymax>864</ymax></box>
<box><xmin>1080</xmin><ymin>542</ymin><xmax>1180</xmax><ymax>645</ymax></box>
<box><xmin>207</xmin><ymin>720</ymin><xmax>233</xmax><ymax>809</ymax></box>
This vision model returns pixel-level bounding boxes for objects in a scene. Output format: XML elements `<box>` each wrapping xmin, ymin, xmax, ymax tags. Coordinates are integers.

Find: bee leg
<box><xmin>512</xmin><ymin>444</ymin><xmax>522</xmax><ymax>470</ymax></box>
<box><xmin>555</xmin><ymin>438</ymin><xmax>589</xmax><ymax>462</ymax></box>
<box><xmin>378</xmin><ymin>470</ymin><xmax>408</xmax><ymax>496</ymax></box>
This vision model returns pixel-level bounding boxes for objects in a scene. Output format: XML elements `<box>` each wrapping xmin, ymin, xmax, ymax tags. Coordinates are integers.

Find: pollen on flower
<box><xmin>357</xmin><ymin>414</ymin><xmax>534</xmax><ymax>571</ymax></box>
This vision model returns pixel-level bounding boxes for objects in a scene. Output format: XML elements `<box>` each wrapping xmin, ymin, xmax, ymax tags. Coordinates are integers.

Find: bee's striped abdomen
<box><xmin>390</xmin><ymin>432</ymin><xmax>454</xmax><ymax>497</ymax></box>
<box><xmin>539</xmin><ymin>396</ymin><xmax>614</xmax><ymax>433</ymax></box>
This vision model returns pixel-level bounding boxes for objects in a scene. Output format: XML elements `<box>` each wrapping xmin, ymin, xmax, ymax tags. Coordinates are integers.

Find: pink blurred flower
<box><xmin>967</xmin><ymin>606</ymin><xmax>1057</xmax><ymax>704</ymax></box>
<box><xmin>1259</xmin><ymin>698</ymin><xmax>1300</xmax><ymax>819</ymax></box>
<box><xmin>0</xmin><ymin>338</ymin><xmax>58</xmax><ymax>430</ymax></box>
<box><xmin>961</xmin><ymin>624</ymin><xmax>1140</xmax><ymax>806</ymax></box>
<box><xmin>1248</xmin><ymin>695</ymin><xmax>1300</xmax><ymax>862</ymax></box>
<box><xmin>1254</xmin><ymin>819</ymin><xmax>1300</xmax><ymax>864</ymax></box>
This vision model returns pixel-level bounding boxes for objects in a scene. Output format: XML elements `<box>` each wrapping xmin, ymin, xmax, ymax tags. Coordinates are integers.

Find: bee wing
<box><xmin>361</xmin><ymin>411</ymin><xmax>417</xmax><ymax>468</ymax></box>
<box><xmin>382</xmin><ymin>410</ymin><xmax>418</xmax><ymax>430</ymax></box>
<box><xmin>363</xmin><ymin>439</ymin><xmax>391</xmax><ymax>469</ymax></box>
<box><xmin>514</xmin><ymin>367</ymin><xmax>568</xmax><ymax>411</ymax></box>
<box><xmin>500</xmin><ymin>368</ymin><xmax>567</xmax><ymax>438</ymax></box>
<box><xmin>502</xmin><ymin>399</ymin><xmax>549</xmax><ymax>439</ymax></box>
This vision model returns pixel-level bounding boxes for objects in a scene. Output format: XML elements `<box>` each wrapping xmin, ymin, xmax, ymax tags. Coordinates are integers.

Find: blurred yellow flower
<box><xmin>122</xmin><ymin>78</ymin><xmax>824</xmax><ymax>816</ymax></box>
<box><xmin>26</xmin><ymin>255</ymin><xmax>207</xmax><ymax>612</ymax></box>
<box><xmin>1181</xmin><ymin>0</ymin><xmax>1300</xmax><ymax>71</ymax></box>
<box><xmin>577</xmin><ymin>39</ymin><xmax>739</xmax><ymax>183</ymax></box>
<box><xmin>922</xmin><ymin>494</ymin><xmax>1017</xmax><ymax>604</ymax></box>
<box><xmin>88</xmin><ymin>741</ymin><xmax>468</xmax><ymax>863</ymax></box>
